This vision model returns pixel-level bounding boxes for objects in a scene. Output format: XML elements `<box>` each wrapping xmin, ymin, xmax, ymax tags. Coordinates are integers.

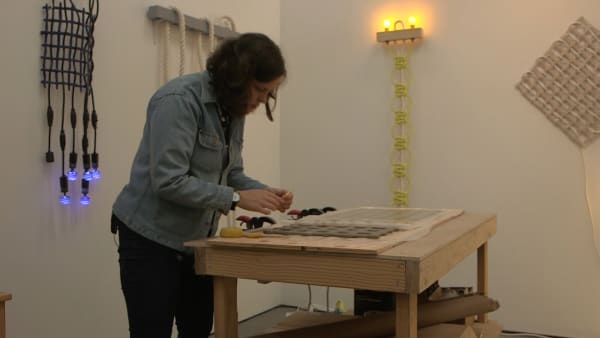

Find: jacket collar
<box><xmin>199</xmin><ymin>71</ymin><xmax>217</xmax><ymax>104</ymax></box>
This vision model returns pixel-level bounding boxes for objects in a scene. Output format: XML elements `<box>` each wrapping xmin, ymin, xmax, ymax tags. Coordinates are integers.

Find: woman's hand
<box><xmin>238</xmin><ymin>189</ymin><xmax>285</xmax><ymax>214</ymax></box>
<box><xmin>265</xmin><ymin>187</ymin><xmax>294</xmax><ymax>212</ymax></box>
<box><xmin>237</xmin><ymin>188</ymin><xmax>294</xmax><ymax>214</ymax></box>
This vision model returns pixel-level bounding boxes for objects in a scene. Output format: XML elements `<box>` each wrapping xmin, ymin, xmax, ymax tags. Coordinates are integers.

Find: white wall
<box><xmin>0</xmin><ymin>1</ymin><xmax>282</xmax><ymax>338</ymax></box>
<box><xmin>280</xmin><ymin>0</ymin><xmax>600</xmax><ymax>337</ymax></box>
<box><xmin>4</xmin><ymin>0</ymin><xmax>600</xmax><ymax>337</ymax></box>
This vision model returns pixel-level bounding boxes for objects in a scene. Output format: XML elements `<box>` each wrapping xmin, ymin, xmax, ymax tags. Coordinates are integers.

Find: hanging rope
<box><xmin>161</xmin><ymin>20</ymin><xmax>170</xmax><ymax>84</ymax></box>
<box><xmin>151</xmin><ymin>11</ymin><xmax>238</xmax><ymax>81</ymax></box>
<box><xmin>171</xmin><ymin>6</ymin><xmax>186</xmax><ymax>76</ymax></box>
<box><xmin>208</xmin><ymin>18</ymin><xmax>216</xmax><ymax>52</ymax></box>
<box><xmin>218</xmin><ymin>16</ymin><xmax>236</xmax><ymax>33</ymax></box>
<box><xmin>196</xmin><ymin>29</ymin><xmax>205</xmax><ymax>71</ymax></box>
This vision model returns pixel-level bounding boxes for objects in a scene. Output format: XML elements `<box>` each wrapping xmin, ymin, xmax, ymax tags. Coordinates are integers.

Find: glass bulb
<box><xmin>80</xmin><ymin>195</ymin><xmax>90</xmax><ymax>205</ymax></box>
<box><xmin>83</xmin><ymin>170</ymin><xmax>93</xmax><ymax>181</ymax></box>
<box><xmin>67</xmin><ymin>169</ymin><xmax>78</xmax><ymax>181</ymax></box>
<box><xmin>408</xmin><ymin>16</ymin><xmax>417</xmax><ymax>26</ymax></box>
<box><xmin>91</xmin><ymin>168</ymin><xmax>101</xmax><ymax>180</ymax></box>
<box><xmin>60</xmin><ymin>194</ymin><xmax>71</xmax><ymax>205</ymax></box>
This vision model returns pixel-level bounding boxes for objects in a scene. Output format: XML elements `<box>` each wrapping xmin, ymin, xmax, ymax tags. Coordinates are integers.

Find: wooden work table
<box><xmin>186</xmin><ymin>212</ymin><xmax>496</xmax><ymax>338</ymax></box>
<box><xmin>0</xmin><ymin>292</ymin><xmax>12</xmax><ymax>338</ymax></box>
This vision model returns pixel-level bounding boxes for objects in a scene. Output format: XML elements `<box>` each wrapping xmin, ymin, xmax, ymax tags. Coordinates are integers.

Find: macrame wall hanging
<box><xmin>146</xmin><ymin>5</ymin><xmax>238</xmax><ymax>85</ymax></box>
<box><xmin>41</xmin><ymin>0</ymin><xmax>101</xmax><ymax>206</ymax></box>
<box><xmin>516</xmin><ymin>17</ymin><xmax>600</xmax><ymax>255</ymax></box>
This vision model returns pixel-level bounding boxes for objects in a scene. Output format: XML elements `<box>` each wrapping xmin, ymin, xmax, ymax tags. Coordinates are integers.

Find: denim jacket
<box><xmin>112</xmin><ymin>71</ymin><xmax>266</xmax><ymax>254</ymax></box>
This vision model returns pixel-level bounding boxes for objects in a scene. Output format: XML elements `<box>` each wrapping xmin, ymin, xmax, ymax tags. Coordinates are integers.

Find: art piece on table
<box><xmin>204</xmin><ymin>207</ymin><xmax>464</xmax><ymax>255</ymax></box>
<box><xmin>287</xmin><ymin>207</ymin><xmax>461</xmax><ymax>230</ymax></box>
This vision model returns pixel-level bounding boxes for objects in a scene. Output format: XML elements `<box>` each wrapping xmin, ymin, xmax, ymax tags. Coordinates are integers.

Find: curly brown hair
<box><xmin>207</xmin><ymin>33</ymin><xmax>286</xmax><ymax>121</ymax></box>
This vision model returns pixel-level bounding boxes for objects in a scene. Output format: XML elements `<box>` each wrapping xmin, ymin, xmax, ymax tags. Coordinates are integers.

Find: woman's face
<box><xmin>247</xmin><ymin>76</ymin><xmax>285</xmax><ymax>113</ymax></box>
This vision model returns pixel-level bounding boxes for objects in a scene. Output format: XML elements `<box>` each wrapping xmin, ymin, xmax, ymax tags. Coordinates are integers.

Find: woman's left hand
<box><xmin>265</xmin><ymin>187</ymin><xmax>294</xmax><ymax>212</ymax></box>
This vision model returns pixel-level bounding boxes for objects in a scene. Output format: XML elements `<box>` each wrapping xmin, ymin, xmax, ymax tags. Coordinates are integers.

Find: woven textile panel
<box><xmin>516</xmin><ymin>17</ymin><xmax>599</xmax><ymax>148</ymax></box>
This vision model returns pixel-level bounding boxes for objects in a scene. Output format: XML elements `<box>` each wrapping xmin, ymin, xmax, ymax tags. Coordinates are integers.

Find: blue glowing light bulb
<box><xmin>59</xmin><ymin>194</ymin><xmax>71</xmax><ymax>205</ymax></box>
<box><xmin>82</xmin><ymin>170</ymin><xmax>93</xmax><ymax>181</ymax></box>
<box><xmin>67</xmin><ymin>169</ymin><xmax>78</xmax><ymax>181</ymax></box>
<box><xmin>91</xmin><ymin>168</ymin><xmax>101</xmax><ymax>180</ymax></box>
<box><xmin>80</xmin><ymin>195</ymin><xmax>90</xmax><ymax>205</ymax></box>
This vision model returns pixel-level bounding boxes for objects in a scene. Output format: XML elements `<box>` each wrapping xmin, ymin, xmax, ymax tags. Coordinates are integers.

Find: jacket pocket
<box><xmin>197</xmin><ymin>129</ymin><xmax>222</xmax><ymax>150</ymax></box>
<box><xmin>192</xmin><ymin>129</ymin><xmax>223</xmax><ymax>175</ymax></box>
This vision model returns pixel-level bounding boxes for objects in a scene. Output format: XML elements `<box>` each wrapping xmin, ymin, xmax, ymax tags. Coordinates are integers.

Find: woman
<box><xmin>111</xmin><ymin>32</ymin><xmax>293</xmax><ymax>338</ymax></box>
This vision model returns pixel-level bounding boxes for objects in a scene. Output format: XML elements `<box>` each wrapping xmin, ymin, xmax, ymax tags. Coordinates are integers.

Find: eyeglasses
<box><xmin>266</xmin><ymin>91</ymin><xmax>278</xmax><ymax>112</ymax></box>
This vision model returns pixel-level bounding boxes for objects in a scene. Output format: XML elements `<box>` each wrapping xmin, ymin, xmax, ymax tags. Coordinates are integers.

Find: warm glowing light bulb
<box><xmin>383</xmin><ymin>19</ymin><xmax>391</xmax><ymax>30</ymax></box>
<box><xmin>408</xmin><ymin>16</ymin><xmax>417</xmax><ymax>27</ymax></box>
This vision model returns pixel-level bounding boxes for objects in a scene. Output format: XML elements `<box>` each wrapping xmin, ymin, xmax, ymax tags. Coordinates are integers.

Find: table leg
<box><xmin>1</xmin><ymin>302</ymin><xmax>5</xmax><ymax>338</ymax></box>
<box><xmin>213</xmin><ymin>276</ymin><xmax>238</xmax><ymax>338</ymax></box>
<box><xmin>395</xmin><ymin>292</ymin><xmax>417</xmax><ymax>338</ymax></box>
<box><xmin>477</xmin><ymin>242</ymin><xmax>488</xmax><ymax>323</ymax></box>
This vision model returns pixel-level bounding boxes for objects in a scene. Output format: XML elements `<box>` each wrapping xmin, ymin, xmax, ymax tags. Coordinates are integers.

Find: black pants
<box><xmin>115</xmin><ymin>215</ymin><xmax>214</xmax><ymax>338</ymax></box>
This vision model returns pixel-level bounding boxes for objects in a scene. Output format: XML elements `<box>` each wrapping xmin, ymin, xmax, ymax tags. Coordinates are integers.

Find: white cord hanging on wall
<box><xmin>516</xmin><ymin>17</ymin><xmax>600</xmax><ymax>256</ymax></box>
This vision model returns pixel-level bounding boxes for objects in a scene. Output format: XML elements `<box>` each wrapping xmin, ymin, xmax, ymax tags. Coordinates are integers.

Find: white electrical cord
<box><xmin>301</xmin><ymin>285</ymin><xmax>332</xmax><ymax>312</ymax></box>
<box><xmin>581</xmin><ymin>148</ymin><xmax>600</xmax><ymax>257</ymax></box>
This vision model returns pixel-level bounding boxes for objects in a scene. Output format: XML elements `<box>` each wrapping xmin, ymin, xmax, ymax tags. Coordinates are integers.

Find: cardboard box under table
<box><xmin>185</xmin><ymin>208</ymin><xmax>497</xmax><ymax>338</ymax></box>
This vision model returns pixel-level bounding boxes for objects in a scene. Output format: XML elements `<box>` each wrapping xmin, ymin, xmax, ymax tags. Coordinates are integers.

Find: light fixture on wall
<box><xmin>376</xmin><ymin>16</ymin><xmax>423</xmax><ymax>208</ymax></box>
<box><xmin>376</xmin><ymin>16</ymin><xmax>423</xmax><ymax>43</ymax></box>
<box><xmin>41</xmin><ymin>0</ymin><xmax>101</xmax><ymax>206</ymax></box>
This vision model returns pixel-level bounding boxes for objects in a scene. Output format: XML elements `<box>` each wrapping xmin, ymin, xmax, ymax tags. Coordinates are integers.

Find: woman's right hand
<box><xmin>238</xmin><ymin>189</ymin><xmax>284</xmax><ymax>214</ymax></box>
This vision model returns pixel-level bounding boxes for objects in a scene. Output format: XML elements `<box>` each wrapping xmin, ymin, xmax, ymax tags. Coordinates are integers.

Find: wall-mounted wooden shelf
<box><xmin>147</xmin><ymin>5</ymin><xmax>238</xmax><ymax>39</ymax></box>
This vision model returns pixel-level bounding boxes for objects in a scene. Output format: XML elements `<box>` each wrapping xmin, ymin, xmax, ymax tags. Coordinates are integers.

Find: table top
<box><xmin>380</xmin><ymin>213</ymin><xmax>495</xmax><ymax>261</ymax></box>
<box><xmin>186</xmin><ymin>213</ymin><xmax>496</xmax><ymax>293</ymax></box>
<box><xmin>186</xmin><ymin>212</ymin><xmax>495</xmax><ymax>261</ymax></box>
<box><xmin>0</xmin><ymin>292</ymin><xmax>12</xmax><ymax>302</ymax></box>
<box><xmin>187</xmin><ymin>208</ymin><xmax>472</xmax><ymax>255</ymax></box>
